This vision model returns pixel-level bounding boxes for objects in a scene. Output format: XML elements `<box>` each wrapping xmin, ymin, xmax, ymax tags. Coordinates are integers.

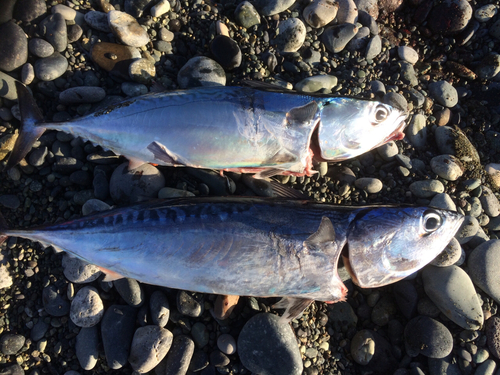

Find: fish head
<box><xmin>342</xmin><ymin>207</ymin><xmax>464</xmax><ymax>288</ymax></box>
<box><xmin>315</xmin><ymin>99</ymin><xmax>407</xmax><ymax>161</ymax></box>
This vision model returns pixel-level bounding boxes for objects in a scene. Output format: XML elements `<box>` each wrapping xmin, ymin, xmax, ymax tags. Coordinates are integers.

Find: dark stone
<box><xmin>0</xmin><ymin>21</ymin><xmax>28</xmax><ymax>72</ymax></box>
<box><xmin>13</xmin><ymin>0</ymin><xmax>46</xmax><ymax>22</ymax></box>
<box><xmin>210</xmin><ymin>35</ymin><xmax>242</xmax><ymax>70</ymax></box>
<box><xmin>42</xmin><ymin>285</ymin><xmax>70</xmax><ymax>317</ymax></box>
<box><xmin>40</xmin><ymin>13</ymin><xmax>67</xmax><ymax>52</ymax></box>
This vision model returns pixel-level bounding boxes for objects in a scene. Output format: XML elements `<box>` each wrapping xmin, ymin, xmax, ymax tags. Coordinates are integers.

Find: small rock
<box><xmin>428</xmin><ymin>81</ymin><xmax>458</xmax><ymax>108</ymax></box>
<box><xmin>409</xmin><ymin>180</ymin><xmax>444</xmax><ymax>198</ymax></box>
<box><xmin>128</xmin><ymin>58</ymin><xmax>156</xmax><ymax>84</ymax></box>
<box><xmin>177</xmin><ymin>56</ymin><xmax>226</xmax><ymax>89</ymax></box>
<box><xmin>456</xmin><ymin>215</ymin><xmax>479</xmax><ymax>244</ymax></box>
<box><xmin>177</xmin><ymin>290</ymin><xmax>204</xmax><ymax>318</ymax></box>
<box><xmin>59</xmin><ymin>87</ymin><xmax>106</xmax><ymax>105</ymax></box>
<box><xmin>70</xmin><ymin>286</ymin><xmax>104</xmax><ymax>327</ymax></box>
<box><xmin>337</xmin><ymin>0</ymin><xmax>358</xmax><ymax>23</ymax></box>
<box><xmin>84</xmin><ymin>11</ymin><xmax>111</xmax><ymax>32</ymax></box>
<box><xmin>377</xmin><ymin>141</ymin><xmax>398</xmax><ymax>161</ymax></box>
<box><xmin>295</xmin><ymin>75</ymin><xmax>338</xmax><ymax>93</ymax></box>
<box><xmin>355</xmin><ymin>178</ymin><xmax>383</xmax><ymax>194</ymax></box>
<box><xmin>322</xmin><ymin>24</ymin><xmax>358</xmax><ymax>53</ymax></box>
<box><xmin>428</xmin><ymin>0</ymin><xmax>472</xmax><ymax>35</ymax></box>
<box><xmin>40</xmin><ymin>13</ymin><xmax>67</xmax><ymax>52</ymax></box>
<box><xmin>468</xmin><ymin>240</ymin><xmax>500</xmax><ymax>305</ymax></box>
<box><xmin>114</xmin><ymin>278</ymin><xmax>144</xmax><ymax>307</ymax></box>
<box><xmin>234</xmin><ymin>1</ymin><xmax>261</xmax><ymax>28</ymax></box>
<box><xmin>430</xmin><ymin>237</ymin><xmax>462</xmax><ymax>267</ymax></box>
<box><xmin>365</xmin><ymin>35</ymin><xmax>381</xmax><ymax>60</ymax></box>
<box><xmin>217</xmin><ymin>334</ymin><xmax>237</xmax><ymax>355</ymax></box>
<box><xmin>62</xmin><ymin>255</ymin><xmax>102</xmax><ymax>284</ymax></box>
<box><xmin>475</xmin><ymin>4</ymin><xmax>497</xmax><ymax>22</ymax></box>
<box><xmin>108</xmin><ymin>10</ymin><xmax>149</xmax><ymax>47</ymax></box>
<box><xmin>163</xmin><ymin>335</ymin><xmax>195</xmax><ymax>374</ymax></box>
<box><xmin>13</xmin><ymin>0</ymin><xmax>46</xmax><ymax>22</ymax></box>
<box><xmin>273</xmin><ymin>18</ymin><xmax>306</xmax><ymax>53</ymax></box>
<box><xmin>485</xmin><ymin>163</ymin><xmax>500</xmax><ymax>189</ymax></box>
<box><xmin>214</xmin><ymin>294</ymin><xmax>239</xmax><ymax>320</ymax></box>
<box><xmin>0</xmin><ymin>334</ymin><xmax>26</xmax><ymax>356</ymax></box>
<box><xmin>34</xmin><ymin>52</ymin><xmax>68</xmax><ymax>82</ymax></box>
<box><xmin>476</xmin><ymin>54</ymin><xmax>500</xmax><ymax>80</ymax></box>
<box><xmin>430</xmin><ymin>154</ymin><xmax>464</xmax><ymax>181</ymax></box>
<box><xmin>252</xmin><ymin>0</ymin><xmax>295</xmax><ymax>16</ymax></box>
<box><xmin>404</xmin><ymin>316</ymin><xmax>453</xmax><ymax>358</ymax></box>
<box><xmin>43</xmin><ymin>285</ymin><xmax>70</xmax><ymax>317</ymax></box>
<box><xmin>129</xmin><ymin>326</ymin><xmax>173</xmax><ymax>373</ymax></box>
<box><xmin>149</xmin><ymin>291</ymin><xmax>170</xmax><ymax>327</ymax></box>
<box><xmin>0</xmin><ymin>21</ymin><xmax>28</xmax><ymax>72</ymax></box>
<box><xmin>486</xmin><ymin>317</ymin><xmax>500</xmax><ymax>359</ymax></box>
<box><xmin>480</xmin><ymin>186</ymin><xmax>500</xmax><ymax>217</ymax></box>
<box><xmin>303</xmin><ymin>0</ymin><xmax>339</xmax><ymax>28</ymax></box>
<box><xmin>28</xmin><ymin>38</ymin><xmax>54</xmax><ymax>58</ymax></box>
<box><xmin>429</xmin><ymin>193</ymin><xmax>457</xmax><ymax>211</ymax></box>
<box><xmin>210</xmin><ymin>35</ymin><xmax>242</xmax><ymax>70</ymax></box>
<box><xmin>90</xmin><ymin>42</ymin><xmax>141</xmax><ymax>79</ymax></box>
<box><xmin>157</xmin><ymin>187</ymin><xmax>195</xmax><ymax>198</ymax></box>
<box><xmin>398</xmin><ymin>46</ymin><xmax>419</xmax><ymax>64</ymax></box>
<box><xmin>76</xmin><ymin>326</ymin><xmax>99</xmax><ymax>370</ymax></box>
<box><xmin>150</xmin><ymin>0</ymin><xmax>170</xmax><ymax>17</ymax></box>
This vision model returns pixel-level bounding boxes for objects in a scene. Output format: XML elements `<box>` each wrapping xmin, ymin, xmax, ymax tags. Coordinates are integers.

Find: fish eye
<box><xmin>422</xmin><ymin>210</ymin><xmax>442</xmax><ymax>233</ymax></box>
<box><xmin>372</xmin><ymin>104</ymin><xmax>389</xmax><ymax>125</ymax></box>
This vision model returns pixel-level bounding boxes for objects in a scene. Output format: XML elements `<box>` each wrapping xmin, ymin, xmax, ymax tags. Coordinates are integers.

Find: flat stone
<box><xmin>163</xmin><ymin>335</ymin><xmax>195</xmax><ymax>375</ymax></box>
<box><xmin>28</xmin><ymin>38</ymin><xmax>54</xmax><ymax>58</ymax></box>
<box><xmin>0</xmin><ymin>334</ymin><xmax>26</xmax><ymax>356</ymax></box>
<box><xmin>234</xmin><ymin>1</ymin><xmax>261</xmax><ymax>28</ymax></box>
<box><xmin>428</xmin><ymin>81</ymin><xmax>458</xmax><ymax>108</ymax></box>
<box><xmin>62</xmin><ymin>255</ymin><xmax>102</xmax><ymax>284</ymax></box>
<box><xmin>430</xmin><ymin>154</ymin><xmax>464</xmax><ymax>181</ymax></box>
<box><xmin>59</xmin><ymin>87</ymin><xmax>106</xmax><ymax>105</ymax></box>
<box><xmin>252</xmin><ymin>0</ymin><xmax>295</xmax><ymax>16</ymax></box>
<box><xmin>40</xmin><ymin>13</ymin><xmax>67</xmax><ymax>52</ymax></box>
<box><xmin>409</xmin><ymin>180</ymin><xmax>444</xmax><ymax>198</ymax></box>
<box><xmin>322</xmin><ymin>24</ymin><xmax>358</xmax><ymax>53</ymax></box>
<box><xmin>34</xmin><ymin>52</ymin><xmax>68</xmax><ymax>82</ymax></box>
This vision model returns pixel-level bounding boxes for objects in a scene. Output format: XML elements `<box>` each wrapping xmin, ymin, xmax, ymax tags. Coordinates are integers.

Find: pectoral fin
<box><xmin>273</xmin><ymin>297</ymin><xmax>314</xmax><ymax>324</ymax></box>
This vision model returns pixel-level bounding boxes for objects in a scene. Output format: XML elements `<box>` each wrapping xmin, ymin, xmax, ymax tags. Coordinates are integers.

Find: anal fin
<box><xmin>253</xmin><ymin>168</ymin><xmax>283</xmax><ymax>179</ymax></box>
<box><xmin>273</xmin><ymin>297</ymin><xmax>314</xmax><ymax>324</ymax></box>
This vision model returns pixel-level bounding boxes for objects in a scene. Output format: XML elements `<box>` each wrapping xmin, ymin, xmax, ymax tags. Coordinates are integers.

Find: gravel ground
<box><xmin>0</xmin><ymin>0</ymin><xmax>500</xmax><ymax>374</ymax></box>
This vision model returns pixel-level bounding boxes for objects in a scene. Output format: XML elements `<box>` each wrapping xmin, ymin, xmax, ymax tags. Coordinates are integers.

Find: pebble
<box><xmin>400</xmin><ymin>62</ymin><xmax>419</xmax><ymax>86</ymax></box>
<box><xmin>0</xmin><ymin>334</ymin><xmax>25</xmax><ymax>355</ymax></box>
<box><xmin>129</xmin><ymin>325</ymin><xmax>173</xmax><ymax>373</ymax></box>
<box><xmin>0</xmin><ymin>364</ymin><xmax>24</xmax><ymax>375</ymax></box>
<box><xmin>430</xmin><ymin>154</ymin><xmax>464</xmax><ymax>181</ymax></box>
<box><xmin>327</xmin><ymin>301</ymin><xmax>358</xmax><ymax>328</ymax></box>
<box><xmin>468</xmin><ymin>240</ymin><xmax>500</xmax><ymax>305</ymax></box>
<box><xmin>109</xmin><ymin>162</ymin><xmax>165</xmax><ymax>204</ymax></box>
<box><xmin>163</xmin><ymin>335</ymin><xmax>195</xmax><ymax>374</ymax></box>
<box><xmin>350</xmin><ymin>329</ymin><xmax>375</xmax><ymax>365</ymax></box>
<box><xmin>430</xmin><ymin>237</ymin><xmax>462</xmax><ymax>267</ymax></box>
<box><xmin>274</xmin><ymin>18</ymin><xmax>306</xmax><ymax>53</ymax></box>
<box><xmin>404</xmin><ymin>316</ymin><xmax>453</xmax><ymax>358</ymax></box>
<box><xmin>377</xmin><ymin>141</ymin><xmax>398</xmax><ymax>161</ymax></box>
<box><xmin>84</xmin><ymin>10</ymin><xmax>111</xmax><ymax>32</ymax></box>
<box><xmin>114</xmin><ymin>278</ymin><xmax>144</xmax><ymax>307</ymax></box>
<box><xmin>393</xmin><ymin>281</ymin><xmax>418</xmax><ymax>319</ymax></box>
<box><xmin>322</xmin><ymin>24</ymin><xmax>358</xmax><ymax>53</ymax></box>
<box><xmin>147</xmin><ymin>291</ymin><xmax>170</xmax><ymax>328</ymax></box>
<box><xmin>476</xmin><ymin>54</ymin><xmax>500</xmax><ymax>80</ymax></box>
<box><xmin>428</xmin><ymin>0</ymin><xmax>472</xmax><ymax>34</ymax></box>
<box><xmin>355</xmin><ymin>177</ymin><xmax>383</xmax><ymax>193</ymax></box>
<box><xmin>42</xmin><ymin>284</ymin><xmax>70</xmax><ymax>317</ymax></box>
<box><xmin>59</xmin><ymin>87</ymin><xmax>106</xmax><ymax>105</ymax></box>
<box><xmin>295</xmin><ymin>75</ymin><xmax>338</xmax><ymax>93</ymax></box>
<box><xmin>40</xmin><ymin>13</ymin><xmax>67</xmax><ymax>52</ymax></box>
<box><xmin>30</xmin><ymin>320</ymin><xmax>49</xmax><ymax>341</ymax></box>
<box><xmin>480</xmin><ymin>186</ymin><xmax>500</xmax><ymax>217</ymax></box>
<box><xmin>303</xmin><ymin>0</ymin><xmax>339</xmax><ymax>28</ymax></box>
<box><xmin>475</xmin><ymin>359</ymin><xmax>497</xmax><ymax>375</ymax></box>
<box><xmin>434</xmin><ymin>126</ymin><xmax>480</xmax><ymax>164</ymax></box>
<box><xmin>21</xmin><ymin>63</ymin><xmax>35</xmax><ymax>85</ymax></box>
<box><xmin>485</xmin><ymin>164</ymin><xmax>500</xmax><ymax>189</ymax></box>
<box><xmin>422</xmin><ymin>265</ymin><xmax>483</xmax><ymax>330</ymax></box>
<box><xmin>234</xmin><ymin>1</ymin><xmax>261</xmax><ymax>28</ymax></box>
<box><xmin>210</xmin><ymin>35</ymin><xmax>242</xmax><ymax>70</ymax></box>
<box><xmin>82</xmin><ymin>199</ymin><xmax>111</xmax><ymax>215</ymax></box>
<box><xmin>101</xmin><ymin>305</ymin><xmax>137</xmax><ymax>369</ymax></box>
<box><xmin>0</xmin><ymin>195</ymin><xmax>21</xmax><ymax>209</ymax></box>
<box><xmin>186</xmin><ymin>168</ymin><xmax>235</xmax><ymax>195</ymax></box>
<box><xmin>253</xmin><ymin>0</ymin><xmax>295</xmax><ymax>16</ymax></box>
<box><xmin>129</xmin><ymin>58</ymin><xmax>156</xmax><ymax>83</ymax></box>
<box><xmin>383</xmin><ymin>92</ymin><xmax>408</xmax><ymax>113</ymax></box>
<box><xmin>337</xmin><ymin>0</ymin><xmax>358</xmax><ymax>23</ymax></box>
<box><xmin>34</xmin><ymin>52</ymin><xmax>68</xmax><ymax>82</ymax></box>
<box><xmin>434</xmin><ymin>108</ymin><xmax>451</xmax><ymax>126</ymax></box>
<box><xmin>70</xmin><ymin>286</ymin><xmax>104</xmax><ymax>327</ymax></box>
<box><xmin>177</xmin><ymin>290</ymin><xmax>204</xmax><ymax>318</ymax></box>
<box><xmin>214</xmin><ymin>294</ymin><xmax>239</xmax><ymax>320</ymax></box>
<box><xmin>14</xmin><ymin>0</ymin><xmax>46</xmax><ymax>22</ymax></box>
<box><xmin>0</xmin><ymin>21</ymin><xmax>28</xmax><ymax>72</ymax></box>
<box><xmin>67</xmin><ymin>24</ymin><xmax>83</xmax><ymax>43</ymax></box>
<box><xmin>430</xmin><ymin>193</ymin><xmax>457</xmax><ymax>211</ymax></box>
<box><xmin>108</xmin><ymin>10</ymin><xmax>149</xmax><ymax>47</ymax></box>
<box><xmin>177</xmin><ymin>56</ymin><xmax>226</xmax><ymax>88</ymax></box>
<box><xmin>428</xmin><ymin>81</ymin><xmax>458</xmax><ymax>108</ymax></box>
<box><xmin>409</xmin><ymin>180</ymin><xmax>444</xmax><ymax>198</ymax></box>
<box><xmin>150</xmin><ymin>0</ymin><xmax>170</xmax><ymax>17</ymax></box>
<box><xmin>365</xmin><ymin>35</ymin><xmax>381</xmax><ymax>60</ymax></box>
<box><xmin>157</xmin><ymin>187</ymin><xmax>195</xmax><ymax>199</ymax></box>
<box><xmin>62</xmin><ymin>255</ymin><xmax>102</xmax><ymax>284</ymax></box>
<box><xmin>28</xmin><ymin>38</ymin><xmax>55</xmax><ymax>58</ymax></box>
<box><xmin>159</xmin><ymin>28</ymin><xmax>174</xmax><ymax>42</ymax></box>
<box><xmin>486</xmin><ymin>317</ymin><xmax>500</xmax><ymax>359</ymax></box>
<box><xmin>51</xmin><ymin>4</ymin><xmax>76</xmax><ymax>20</ymax></box>
<box><xmin>121</xmin><ymin>82</ymin><xmax>148</xmax><ymax>96</ymax></box>
<box><xmin>238</xmin><ymin>313</ymin><xmax>303</xmax><ymax>375</ymax></box>
<box><xmin>398</xmin><ymin>46</ymin><xmax>419</xmax><ymax>64</ymax></box>
<box><xmin>90</xmin><ymin>42</ymin><xmax>141</xmax><ymax>77</ymax></box>
<box><xmin>217</xmin><ymin>334</ymin><xmax>237</xmax><ymax>355</ymax></box>
<box><xmin>75</xmin><ymin>326</ymin><xmax>99</xmax><ymax>370</ymax></box>
<box><xmin>456</xmin><ymin>215</ymin><xmax>479</xmax><ymax>244</ymax></box>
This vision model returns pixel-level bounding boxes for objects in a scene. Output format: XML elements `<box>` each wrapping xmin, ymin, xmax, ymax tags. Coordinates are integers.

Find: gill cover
<box><xmin>343</xmin><ymin>207</ymin><xmax>464</xmax><ymax>288</ymax></box>
<box><xmin>317</xmin><ymin>99</ymin><xmax>407</xmax><ymax>161</ymax></box>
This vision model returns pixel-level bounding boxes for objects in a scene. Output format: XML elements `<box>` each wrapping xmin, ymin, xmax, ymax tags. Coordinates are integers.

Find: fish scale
<box><xmin>0</xmin><ymin>198</ymin><xmax>463</xmax><ymax>322</ymax></box>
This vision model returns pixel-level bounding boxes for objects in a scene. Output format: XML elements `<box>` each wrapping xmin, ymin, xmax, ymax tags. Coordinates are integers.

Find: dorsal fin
<box><xmin>305</xmin><ymin>216</ymin><xmax>336</xmax><ymax>247</ymax></box>
<box><xmin>286</xmin><ymin>101</ymin><xmax>320</xmax><ymax>127</ymax></box>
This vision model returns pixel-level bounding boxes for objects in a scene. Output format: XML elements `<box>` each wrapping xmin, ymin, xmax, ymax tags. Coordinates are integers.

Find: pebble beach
<box><xmin>0</xmin><ymin>0</ymin><xmax>500</xmax><ymax>374</ymax></box>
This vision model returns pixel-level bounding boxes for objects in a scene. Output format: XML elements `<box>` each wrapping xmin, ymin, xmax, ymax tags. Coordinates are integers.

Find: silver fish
<box><xmin>6</xmin><ymin>83</ymin><xmax>407</xmax><ymax>177</ymax></box>
<box><xmin>0</xmin><ymin>198</ymin><xmax>463</xmax><ymax>322</ymax></box>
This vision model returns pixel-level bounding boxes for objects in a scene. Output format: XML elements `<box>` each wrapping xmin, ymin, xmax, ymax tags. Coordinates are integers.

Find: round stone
<box><xmin>475</xmin><ymin>4</ymin><xmax>498</xmax><ymax>22</ymax></box>
<box><xmin>28</xmin><ymin>38</ymin><xmax>54</xmax><ymax>58</ymax></box>
<box><xmin>113</xmin><ymin>278</ymin><xmax>144</xmax><ymax>307</ymax></box>
<box><xmin>430</xmin><ymin>154</ymin><xmax>464</xmax><ymax>181</ymax></box>
<box><xmin>40</xmin><ymin>13</ymin><xmax>67</xmax><ymax>52</ymax></box>
<box><xmin>355</xmin><ymin>177</ymin><xmax>383</xmax><ymax>194</ymax></box>
<box><xmin>210</xmin><ymin>35</ymin><xmax>242</xmax><ymax>70</ymax></box>
<box><xmin>476</xmin><ymin>54</ymin><xmax>500</xmax><ymax>80</ymax></box>
<box><xmin>486</xmin><ymin>317</ymin><xmax>500</xmax><ymax>359</ymax></box>
<box><xmin>409</xmin><ymin>180</ymin><xmax>444</xmax><ymax>198</ymax></box>
<box><xmin>430</xmin><ymin>237</ymin><xmax>462</xmax><ymax>267</ymax></box>
<box><xmin>76</xmin><ymin>326</ymin><xmax>99</xmax><ymax>370</ymax></box>
<box><xmin>303</xmin><ymin>0</ymin><xmax>339</xmax><ymax>28</ymax></box>
<box><xmin>84</xmin><ymin>11</ymin><xmax>112</xmax><ymax>33</ymax></box>
<box><xmin>0</xmin><ymin>334</ymin><xmax>25</xmax><ymax>356</ymax></box>
<box><xmin>337</xmin><ymin>0</ymin><xmax>358</xmax><ymax>23</ymax></box>
<box><xmin>34</xmin><ymin>52</ymin><xmax>68</xmax><ymax>82</ymax></box>
<box><xmin>128</xmin><ymin>58</ymin><xmax>156</xmax><ymax>83</ymax></box>
<box><xmin>350</xmin><ymin>330</ymin><xmax>375</xmax><ymax>365</ymax></box>
<box><xmin>295</xmin><ymin>75</ymin><xmax>338</xmax><ymax>93</ymax></box>
<box><xmin>0</xmin><ymin>21</ymin><xmax>28</xmax><ymax>72</ymax></box>
<box><xmin>273</xmin><ymin>18</ymin><xmax>306</xmax><ymax>53</ymax></box>
<box><xmin>234</xmin><ymin>1</ymin><xmax>261</xmax><ymax>28</ymax></box>
<box><xmin>70</xmin><ymin>286</ymin><xmax>104</xmax><ymax>327</ymax></box>
<box><xmin>217</xmin><ymin>334</ymin><xmax>237</xmax><ymax>355</ymax></box>
<box><xmin>177</xmin><ymin>56</ymin><xmax>226</xmax><ymax>89</ymax></box>
<box><xmin>62</xmin><ymin>255</ymin><xmax>102</xmax><ymax>284</ymax></box>
<box><xmin>428</xmin><ymin>81</ymin><xmax>458</xmax><ymax>108</ymax></box>
<box><xmin>322</xmin><ymin>24</ymin><xmax>358</xmax><ymax>53</ymax></box>
<box><xmin>108</xmin><ymin>10</ymin><xmax>149</xmax><ymax>47</ymax></box>
<box><xmin>59</xmin><ymin>87</ymin><xmax>106</xmax><ymax>105</ymax></box>
<box><xmin>428</xmin><ymin>0</ymin><xmax>472</xmax><ymax>35</ymax></box>
<box><xmin>252</xmin><ymin>0</ymin><xmax>295</xmax><ymax>16</ymax></box>
<box><xmin>404</xmin><ymin>316</ymin><xmax>453</xmax><ymax>358</ymax></box>
<box><xmin>129</xmin><ymin>326</ymin><xmax>173</xmax><ymax>373</ymax></box>
<box><xmin>398</xmin><ymin>46</ymin><xmax>419</xmax><ymax>64</ymax></box>
<box><xmin>366</xmin><ymin>35</ymin><xmax>381</xmax><ymax>60</ymax></box>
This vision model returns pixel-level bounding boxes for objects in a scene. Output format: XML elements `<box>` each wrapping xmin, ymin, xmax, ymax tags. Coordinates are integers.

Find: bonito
<box><xmin>6</xmin><ymin>83</ymin><xmax>407</xmax><ymax>177</ymax></box>
<box><xmin>0</xmin><ymin>198</ymin><xmax>463</xmax><ymax>321</ymax></box>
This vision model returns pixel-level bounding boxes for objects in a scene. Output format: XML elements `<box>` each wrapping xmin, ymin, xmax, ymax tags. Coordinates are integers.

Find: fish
<box><xmin>5</xmin><ymin>82</ymin><xmax>407</xmax><ymax>178</ymax></box>
<box><xmin>0</xmin><ymin>198</ymin><xmax>463</xmax><ymax>322</ymax></box>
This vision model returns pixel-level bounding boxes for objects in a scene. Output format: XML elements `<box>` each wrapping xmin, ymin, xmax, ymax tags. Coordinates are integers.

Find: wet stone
<box><xmin>42</xmin><ymin>285</ymin><xmax>70</xmax><ymax>317</ymax></box>
<box><xmin>129</xmin><ymin>325</ymin><xmax>173</xmax><ymax>373</ymax></box>
<box><xmin>468</xmin><ymin>240</ymin><xmax>500</xmax><ymax>305</ymax></box>
<box><xmin>0</xmin><ymin>334</ymin><xmax>25</xmax><ymax>355</ymax></box>
<box><xmin>62</xmin><ymin>255</ymin><xmax>102</xmax><ymax>284</ymax></box>
<box><xmin>0</xmin><ymin>21</ymin><xmax>28</xmax><ymax>72</ymax></box>
<box><xmin>76</xmin><ymin>326</ymin><xmax>99</xmax><ymax>370</ymax></box>
<box><xmin>404</xmin><ymin>316</ymin><xmax>453</xmax><ymax>358</ymax></box>
<box><xmin>238</xmin><ymin>313</ymin><xmax>303</xmax><ymax>375</ymax></box>
<box><xmin>177</xmin><ymin>56</ymin><xmax>226</xmax><ymax>89</ymax></box>
<box><xmin>70</xmin><ymin>286</ymin><xmax>104</xmax><ymax>327</ymax></box>
<box><xmin>273</xmin><ymin>18</ymin><xmax>306</xmax><ymax>53</ymax></box>
<box><xmin>113</xmin><ymin>278</ymin><xmax>144</xmax><ymax>307</ymax></box>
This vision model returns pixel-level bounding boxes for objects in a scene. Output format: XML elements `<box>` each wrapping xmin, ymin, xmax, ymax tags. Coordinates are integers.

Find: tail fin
<box><xmin>4</xmin><ymin>82</ymin><xmax>46</xmax><ymax>170</ymax></box>
<box><xmin>0</xmin><ymin>210</ymin><xmax>8</xmax><ymax>246</ymax></box>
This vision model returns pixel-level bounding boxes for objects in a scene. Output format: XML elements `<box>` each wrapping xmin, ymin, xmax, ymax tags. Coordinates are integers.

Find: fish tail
<box><xmin>4</xmin><ymin>82</ymin><xmax>47</xmax><ymax>170</ymax></box>
<box><xmin>0</xmin><ymin>210</ymin><xmax>9</xmax><ymax>246</ymax></box>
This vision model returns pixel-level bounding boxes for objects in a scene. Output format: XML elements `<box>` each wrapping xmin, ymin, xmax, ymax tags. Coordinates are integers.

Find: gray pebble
<box><xmin>486</xmin><ymin>317</ymin><xmax>500</xmax><ymax>359</ymax></box>
<box><xmin>149</xmin><ymin>290</ymin><xmax>170</xmax><ymax>327</ymax></box>
<box><xmin>409</xmin><ymin>180</ymin><xmax>444</xmax><ymax>198</ymax></box>
<box><xmin>28</xmin><ymin>38</ymin><xmax>54</xmax><ymax>58</ymax></box>
<box><xmin>430</xmin><ymin>154</ymin><xmax>464</xmax><ymax>181</ymax></box>
<box><xmin>234</xmin><ymin>1</ymin><xmax>261</xmax><ymax>28</ymax></box>
<box><xmin>429</xmin><ymin>193</ymin><xmax>457</xmax><ymax>211</ymax></box>
<box><xmin>327</xmin><ymin>301</ymin><xmax>358</xmax><ymax>328</ymax></box>
<box><xmin>468</xmin><ymin>240</ymin><xmax>500</xmax><ymax>305</ymax></box>
<box><xmin>273</xmin><ymin>18</ymin><xmax>306</xmax><ymax>53</ymax></box>
<box><xmin>428</xmin><ymin>81</ymin><xmax>458</xmax><ymax>108</ymax></box>
<box><xmin>82</xmin><ymin>197</ymin><xmax>110</xmax><ymax>215</ymax></box>
<box><xmin>430</xmin><ymin>237</ymin><xmax>462</xmax><ymax>267</ymax></box>
<box><xmin>406</xmin><ymin>114</ymin><xmax>427</xmax><ymax>149</ymax></box>
<box><xmin>42</xmin><ymin>284</ymin><xmax>70</xmax><ymax>317</ymax></box>
<box><xmin>398</xmin><ymin>46</ymin><xmax>419</xmax><ymax>64</ymax></box>
<box><xmin>476</xmin><ymin>54</ymin><xmax>500</xmax><ymax>80</ymax></box>
<box><xmin>217</xmin><ymin>334</ymin><xmax>236</xmax><ymax>355</ymax></box>
<box><xmin>475</xmin><ymin>4</ymin><xmax>498</xmax><ymax>22</ymax></box>
<box><xmin>456</xmin><ymin>215</ymin><xmax>479</xmax><ymax>244</ymax></box>
<box><xmin>121</xmin><ymin>81</ymin><xmax>148</xmax><ymax>97</ymax></box>
<box><xmin>59</xmin><ymin>87</ymin><xmax>106</xmax><ymax>105</ymax></box>
<box><xmin>404</xmin><ymin>316</ymin><xmax>453</xmax><ymax>358</ymax></box>
<box><xmin>163</xmin><ymin>335</ymin><xmax>195</xmax><ymax>375</ymax></box>
<box><xmin>252</xmin><ymin>0</ymin><xmax>295</xmax><ymax>16</ymax></box>
<box><xmin>84</xmin><ymin>11</ymin><xmax>111</xmax><ymax>33</ymax></box>
<box><xmin>129</xmin><ymin>58</ymin><xmax>156</xmax><ymax>83</ymax></box>
<box><xmin>0</xmin><ymin>195</ymin><xmax>21</xmax><ymax>209</ymax></box>
<box><xmin>110</xmin><ymin>162</ymin><xmax>165</xmax><ymax>204</ymax></box>
<box><xmin>355</xmin><ymin>177</ymin><xmax>383</xmax><ymax>193</ymax></box>
<box><xmin>422</xmin><ymin>265</ymin><xmax>483</xmax><ymax>330</ymax></box>
<box><xmin>0</xmin><ymin>21</ymin><xmax>28</xmax><ymax>72</ymax></box>
<box><xmin>322</xmin><ymin>24</ymin><xmax>358</xmax><ymax>53</ymax></box>
<box><xmin>28</xmin><ymin>146</ymin><xmax>48</xmax><ymax>167</ymax></box>
<box><xmin>159</xmin><ymin>28</ymin><xmax>174</xmax><ymax>42</ymax></box>
<box><xmin>303</xmin><ymin>0</ymin><xmax>339</xmax><ymax>28</ymax></box>
<box><xmin>238</xmin><ymin>313</ymin><xmax>303</xmax><ymax>375</ymax></box>
<box><xmin>480</xmin><ymin>186</ymin><xmax>500</xmax><ymax>217</ymax></box>
<box><xmin>210</xmin><ymin>35</ymin><xmax>242</xmax><ymax>70</ymax></box>
<box><xmin>70</xmin><ymin>286</ymin><xmax>104</xmax><ymax>327</ymax></box>
<box><xmin>34</xmin><ymin>52</ymin><xmax>68</xmax><ymax>82</ymax></box>
<box><xmin>30</xmin><ymin>320</ymin><xmax>49</xmax><ymax>341</ymax></box>
<box><xmin>177</xmin><ymin>56</ymin><xmax>226</xmax><ymax>89</ymax></box>
<box><xmin>383</xmin><ymin>92</ymin><xmax>408</xmax><ymax>113</ymax></box>
<box><xmin>466</xmin><ymin>196</ymin><xmax>482</xmax><ymax>217</ymax></box>
<box><xmin>358</xmin><ymin>10</ymin><xmax>378</xmax><ymax>34</ymax></box>
<box><xmin>350</xmin><ymin>330</ymin><xmax>375</xmax><ymax>365</ymax></box>
<box><xmin>129</xmin><ymin>325</ymin><xmax>173</xmax><ymax>373</ymax></box>
<box><xmin>474</xmin><ymin>359</ymin><xmax>497</xmax><ymax>375</ymax></box>
<box><xmin>51</xmin><ymin>4</ymin><xmax>77</xmax><ymax>20</ymax></box>
<box><xmin>158</xmin><ymin>187</ymin><xmax>195</xmax><ymax>198</ymax></box>
<box><xmin>0</xmin><ymin>334</ymin><xmax>25</xmax><ymax>355</ymax></box>
<box><xmin>377</xmin><ymin>141</ymin><xmax>398</xmax><ymax>161</ymax></box>
<box><xmin>40</xmin><ymin>13</ymin><xmax>67</xmax><ymax>52</ymax></box>
<box><xmin>76</xmin><ymin>326</ymin><xmax>98</xmax><ymax>370</ymax></box>
<box><xmin>191</xmin><ymin>322</ymin><xmax>209</xmax><ymax>348</ymax></box>
<box><xmin>177</xmin><ymin>290</ymin><xmax>204</xmax><ymax>318</ymax></box>
<box><xmin>295</xmin><ymin>75</ymin><xmax>338</xmax><ymax>93</ymax></box>
<box><xmin>62</xmin><ymin>255</ymin><xmax>102</xmax><ymax>284</ymax></box>
<box><xmin>337</xmin><ymin>0</ymin><xmax>358</xmax><ymax>23</ymax></box>
<box><xmin>67</xmin><ymin>24</ymin><xmax>83</xmax><ymax>43</ymax></box>
<box><xmin>400</xmin><ymin>62</ymin><xmax>419</xmax><ymax>87</ymax></box>
<box><xmin>365</xmin><ymin>35</ymin><xmax>381</xmax><ymax>60</ymax></box>
<box><xmin>114</xmin><ymin>278</ymin><xmax>144</xmax><ymax>307</ymax></box>
<box><xmin>370</xmin><ymin>80</ymin><xmax>386</xmax><ymax>96</ymax></box>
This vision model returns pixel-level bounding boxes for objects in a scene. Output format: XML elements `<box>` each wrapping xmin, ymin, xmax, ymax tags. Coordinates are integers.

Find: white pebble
<box><xmin>398</xmin><ymin>46</ymin><xmax>419</xmax><ymax>64</ymax></box>
<box><xmin>217</xmin><ymin>334</ymin><xmax>237</xmax><ymax>355</ymax></box>
<box><xmin>151</xmin><ymin>0</ymin><xmax>171</xmax><ymax>17</ymax></box>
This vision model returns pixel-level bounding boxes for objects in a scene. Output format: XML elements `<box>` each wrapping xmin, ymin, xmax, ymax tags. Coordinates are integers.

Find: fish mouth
<box><xmin>377</xmin><ymin>116</ymin><xmax>408</xmax><ymax>147</ymax></box>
